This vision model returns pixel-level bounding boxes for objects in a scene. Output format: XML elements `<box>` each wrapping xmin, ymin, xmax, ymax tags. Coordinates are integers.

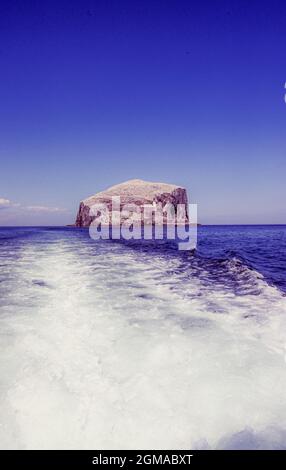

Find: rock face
<box><xmin>75</xmin><ymin>179</ymin><xmax>188</xmax><ymax>227</ymax></box>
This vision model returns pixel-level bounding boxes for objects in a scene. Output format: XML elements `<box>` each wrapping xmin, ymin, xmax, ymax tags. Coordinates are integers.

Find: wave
<box><xmin>0</xmin><ymin>228</ymin><xmax>286</xmax><ymax>449</ymax></box>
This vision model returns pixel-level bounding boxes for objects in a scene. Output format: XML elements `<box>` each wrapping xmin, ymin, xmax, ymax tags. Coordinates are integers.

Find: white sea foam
<box><xmin>0</xmin><ymin>236</ymin><xmax>286</xmax><ymax>449</ymax></box>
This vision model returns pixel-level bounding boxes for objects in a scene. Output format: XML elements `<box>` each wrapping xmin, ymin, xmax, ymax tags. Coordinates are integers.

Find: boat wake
<box><xmin>0</xmin><ymin>227</ymin><xmax>286</xmax><ymax>449</ymax></box>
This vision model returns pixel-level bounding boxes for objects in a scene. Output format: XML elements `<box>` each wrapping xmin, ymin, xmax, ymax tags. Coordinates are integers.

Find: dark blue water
<box><xmin>197</xmin><ymin>225</ymin><xmax>286</xmax><ymax>294</ymax></box>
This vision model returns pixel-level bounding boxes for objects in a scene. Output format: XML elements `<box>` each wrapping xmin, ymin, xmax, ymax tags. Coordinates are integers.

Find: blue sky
<box><xmin>0</xmin><ymin>0</ymin><xmax>286</xmax><ymax>225</ymax></box>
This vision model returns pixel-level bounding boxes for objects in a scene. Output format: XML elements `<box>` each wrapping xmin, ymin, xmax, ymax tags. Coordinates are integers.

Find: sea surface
<box><xmin>0</xmin><ymin>225</ymin><xmax>286</xmax><ymax>449</ymax></box>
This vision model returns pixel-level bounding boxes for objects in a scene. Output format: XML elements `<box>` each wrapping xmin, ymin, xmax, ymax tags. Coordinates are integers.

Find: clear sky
<box><xmin>0</xmin><ymin>0</ymin><xmax>286</xmax><ymax>225</ymax></box>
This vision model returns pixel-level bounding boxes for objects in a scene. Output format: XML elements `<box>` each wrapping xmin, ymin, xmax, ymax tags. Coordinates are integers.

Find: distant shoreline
<box><xmin>1</xmin><ymin>224</ymin><xmax>286</xmax><ymax>228</ymax></box>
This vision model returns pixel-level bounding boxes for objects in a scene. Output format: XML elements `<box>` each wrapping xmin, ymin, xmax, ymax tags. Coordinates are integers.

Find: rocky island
<box><xmin>75</xmin><ymin>179</ymin><xmax>188</xmax><ymax>227</ymax></box>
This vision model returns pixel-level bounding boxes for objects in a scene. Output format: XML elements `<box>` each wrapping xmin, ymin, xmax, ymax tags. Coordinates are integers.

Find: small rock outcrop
<box><xmin>75</xmin><ymin>179</ymin><xmax>188</xmax><ymax>227</ymax></box>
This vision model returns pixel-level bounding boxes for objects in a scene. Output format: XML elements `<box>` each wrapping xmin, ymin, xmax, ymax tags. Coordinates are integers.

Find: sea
<box><xmin>0</xmin><ymin>225</ymin><xmax>286</xmax><ymax>449</ymax></box>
